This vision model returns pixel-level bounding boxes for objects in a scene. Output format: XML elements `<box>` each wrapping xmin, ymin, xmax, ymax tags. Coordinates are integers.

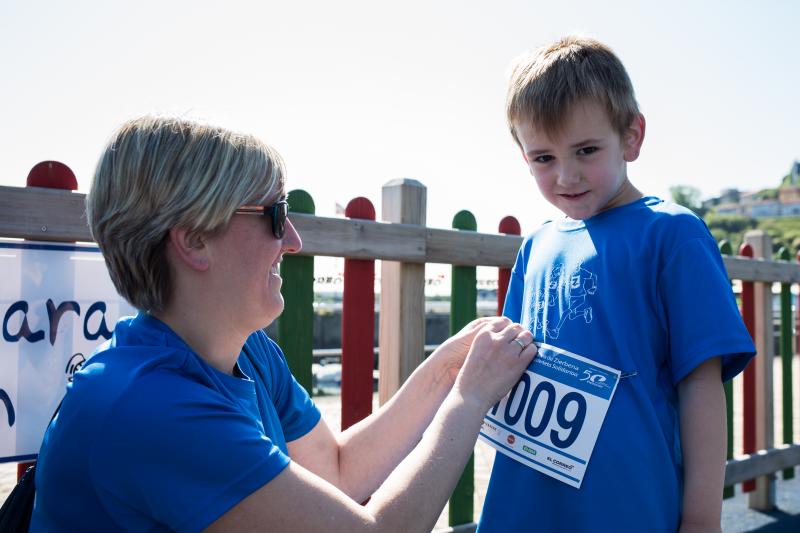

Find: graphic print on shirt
<box><xmin>532</xmin><ymin>263</ymin><xmax>598</xmax><ymax>339</ymax></box>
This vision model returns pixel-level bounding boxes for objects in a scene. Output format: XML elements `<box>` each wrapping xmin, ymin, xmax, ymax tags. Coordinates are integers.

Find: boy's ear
<box><xmin>168</xmin><ymin>227</ymin><xmax>210</xmax><ymax>272</ymax></box>
<box><xmin>622</xmin><ymin>113</ymin><xmax>646</xmax><ymax>162</ymax></box>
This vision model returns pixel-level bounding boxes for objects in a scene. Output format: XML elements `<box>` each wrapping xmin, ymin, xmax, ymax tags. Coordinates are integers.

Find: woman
<box><xmin>29</xmin><ymin>116</ymin><xmax>536</xmax><ymax>532</ymax></box>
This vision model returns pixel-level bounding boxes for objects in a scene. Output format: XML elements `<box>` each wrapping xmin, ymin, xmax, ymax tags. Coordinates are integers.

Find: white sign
<box><xmin>479</xmin><ymin>343</ymin><xmax>620</xmax><ymax>488</ymax></box>
<box><xmin>0</xmin><ymin>239</ymin><xmax>134</xmax><ymax>462</ymax></box>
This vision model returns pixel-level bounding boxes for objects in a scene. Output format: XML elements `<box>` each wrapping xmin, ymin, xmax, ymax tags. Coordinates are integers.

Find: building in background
<box><xmin>705</xmin><ymin>160</ymin><xmax>800</xmax><ymax>218</ymax></box>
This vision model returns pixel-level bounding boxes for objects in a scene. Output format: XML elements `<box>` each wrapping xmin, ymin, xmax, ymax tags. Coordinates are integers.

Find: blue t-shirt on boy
<box><xmin>30</xmin><ymin>313</ymin><xmax>320</xmax><ymax>532</ymax></box>
<box><xmin>478</xmin><ymin>197</ymin><xmax>755</xmax><ymax>532</ymax></box>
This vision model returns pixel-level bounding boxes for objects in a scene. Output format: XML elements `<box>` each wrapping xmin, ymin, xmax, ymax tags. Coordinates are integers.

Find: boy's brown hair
<box><xmin>507</xmin><ymin>35</ymin><xmax>640</xmax><ymax>143</ymax></box>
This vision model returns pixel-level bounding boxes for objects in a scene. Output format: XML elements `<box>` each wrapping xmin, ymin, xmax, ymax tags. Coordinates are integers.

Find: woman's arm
<box><xmin>288</xmin><ymin>316</ymin><xmax>530</xmax><ymax>501</ymax></box>
<box><xmin>206</xmin><ymin>320</ymin><xmax>536</xmax><ymax>532</ymax></box>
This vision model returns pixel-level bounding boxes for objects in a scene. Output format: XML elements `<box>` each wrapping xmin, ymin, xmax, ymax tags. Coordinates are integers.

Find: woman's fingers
<box><xmin>497</xmin><ymin>322</ymin><xmax>524</xmax><ymax>343</ymax></box>
<box><xmin>454</xmin><ymin>322</ymin><xmax>538</xmax><ymax>408</ymax></box>
<box><xmin>513</xmin><ymin>329</ymin><xmax>534</xmax><ymax>350</ymax></box>
<box><xmin>519</xmin><ymin>339</ymin><xmax>537</xmax><ymax>361</ymax></box>
<box><xmin>481</xmin><ymin>316</ymin><xmax>512</xmax><ymax>333</ymax></box>
<box><xmin>495</xmin><ymin>323</ymin><xmax>533</xmax><ymax>353</ymax></box>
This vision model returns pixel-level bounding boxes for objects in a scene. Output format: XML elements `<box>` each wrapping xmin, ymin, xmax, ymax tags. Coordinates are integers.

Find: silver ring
<box><xmin>512</xmin><ymin>338</ymin><xmax>526</xmax><ymax>350</ymax></box>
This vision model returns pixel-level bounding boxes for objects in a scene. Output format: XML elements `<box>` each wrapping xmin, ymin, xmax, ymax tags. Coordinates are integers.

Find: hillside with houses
<box><xmin>703</xmin><ymin>160</ymin><xmax>800</xmax><ymax>218</ymax></box>
<box><xmin>673</xmin><ymin>161</ymin><xmax>800</xmax><ymax>253</ymax></box>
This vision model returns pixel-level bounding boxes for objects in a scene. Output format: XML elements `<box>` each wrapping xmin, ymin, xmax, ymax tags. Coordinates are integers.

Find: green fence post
<box><xmin>278</xmin><ymin>189</ymin><xmax>315</xmax><ymax>394</ymax></box>
<box><xmin>449</xmin><ymin>210</ymin><xmax>477</xmax><ymax>526</ymax></box>
<box><xmin>778</xmin><ymin>246</ymin><xmax>794</xmax><ymax>479</ymax></box>
<box><xmin>719</xmin><ymin>240</ymin><xmax>735</xmax><ymax>498</ymax></box>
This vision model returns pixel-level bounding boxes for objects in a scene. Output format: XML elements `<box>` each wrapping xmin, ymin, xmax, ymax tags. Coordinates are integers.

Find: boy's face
<box><xmin>515</xmin><ymin>100</ymin><xmax>645</xmax><ymax>220</ymax></box>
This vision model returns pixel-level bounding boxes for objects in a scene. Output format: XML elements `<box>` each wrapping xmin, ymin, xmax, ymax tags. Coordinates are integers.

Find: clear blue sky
<box><xmin>1</xmin><ymin>0</ymin><xmax>798</xmax><ymax>235</ymax></box>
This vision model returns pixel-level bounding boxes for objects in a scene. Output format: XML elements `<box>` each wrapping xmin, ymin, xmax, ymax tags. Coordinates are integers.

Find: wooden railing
<box><xmin>2</xmin><ymin>177</ymin><xmax>800</xmax><ymax>529</ymax></box>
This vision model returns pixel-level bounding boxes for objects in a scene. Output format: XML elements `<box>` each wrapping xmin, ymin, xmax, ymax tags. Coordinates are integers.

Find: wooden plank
<box><xmin>725</xmin><ymin>444</ymin><xmax>800</xmax><ymax>486</ymax></box>
<box><xmin>7</xmin><ymin>185</ymin><xmax>800</xmax><ymax>279</ymax></box>
<box><xmin>723</xmin><ymin>255</ymin><xmax>800</xmax><ymax>283</ymax></box>
<box><xmin>426</xmin><ymin>227</ymin><xmax>520</xmax><ymax>267</ymax></box>
<box><xmin>449</xmin><ymin>210</ymin><xmax>478</xmax><ymax>526</ymax></box>
<box><xmin>0</xmin><ymin>185</ymin><xmax>90</xmax><ymax>242</ymax></box>
<box><xmin>291</xmin><ymin>213</ymin><xmax>426</xmax><ymax>262</ymax></box>
<box><xmin>746</xmin><ymin>230</ymin><xmax>776</xmax><ymax>510</ymax></box>
<box><xmin>6</xmin><ymin>185</ymin><xmax>800</xmax><ymax>278</ymax></box>
<box><xmin>278</xmin><ymin>190</ymin><xmax>315</xmax><ymax>393</ymax></box>
<box><xmin>0</xmin><ymin>186</ymin><xmax>520</xmax><ymax>266</ymax></box>
<box><xmin>340</xmin><ymin>197</ymin><xmax>378</xmax><ymax>430</ymax></box>
<box><xmin>378</xmin><ymin>179</ymin><xmax>427</xmax><ymax>405</ymax></box>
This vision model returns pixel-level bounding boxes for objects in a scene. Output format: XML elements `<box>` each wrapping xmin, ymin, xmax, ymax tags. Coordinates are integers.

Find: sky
<box><xmin>1</xmin><ymin>0</ymin><xmax>798</xmax><ymax>238</ymax></box>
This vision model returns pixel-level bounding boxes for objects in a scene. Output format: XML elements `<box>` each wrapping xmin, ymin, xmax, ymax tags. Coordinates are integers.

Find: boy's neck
<box><xmin>596</xmin><ymin>179</ymin><xmax>643</xmax><ymax>216</ymax></box>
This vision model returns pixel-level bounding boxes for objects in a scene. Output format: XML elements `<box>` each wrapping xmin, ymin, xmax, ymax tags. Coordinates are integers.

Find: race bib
<box><xmin>479</xmin><ymin>343</ymin><xmax>620</xmax><ymax>488</ymax></box>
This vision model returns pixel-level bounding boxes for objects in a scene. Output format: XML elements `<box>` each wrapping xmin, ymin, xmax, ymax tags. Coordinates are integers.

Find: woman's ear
<box><xmin>623</xmin><ymin>113</ymin><xmax>646</xmax><ymax>162</ymax></box>
<box><xmin>168</xmin><ymin>227</ymin><xmax>210</xmax><ymax>271</ymax></box>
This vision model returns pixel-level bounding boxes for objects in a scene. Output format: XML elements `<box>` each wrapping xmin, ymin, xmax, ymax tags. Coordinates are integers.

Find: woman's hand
<box><xmin>453</xmin><ymin>320</ymin><xmax>537</xmax><ymax>411</ymax></box>
<box><xmin>431</xmin><ymin>317</ymin><xmax>519</xmax><ymax>385</ymax></box>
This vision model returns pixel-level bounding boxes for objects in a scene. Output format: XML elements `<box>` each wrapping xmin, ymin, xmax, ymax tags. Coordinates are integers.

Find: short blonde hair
<box><xmin>506</xmin><ymin>35</ymin><xmax>640</xmax><ymax>143</ymax></box>
<box><xmin>87</xmin><ymin>116</ymin><xmax>285</xmax><ymax>312</ymax></box>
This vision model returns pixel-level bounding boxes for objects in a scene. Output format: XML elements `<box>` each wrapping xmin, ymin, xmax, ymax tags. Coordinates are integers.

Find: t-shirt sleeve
<box><xmin>90</xmin><ymin>373</ymin><xmax>289</xmax><ymax>533</ymax></box>
<box><xmin>259</xmin><ymin>335</ymin><xmax>321</xmax><ymax>442</ymax></box>
<box><xmin>658</xmin><ymin>236</ymin><xmax>756</xmax><ymax>384</ymax></box>
<box><xmin>502</xmin><ymin>238</ymin><xmax>531</xmax><ymax>323</ymax></box>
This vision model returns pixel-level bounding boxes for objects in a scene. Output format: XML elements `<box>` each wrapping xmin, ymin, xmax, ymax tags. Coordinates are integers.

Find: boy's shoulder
<box><xmin>522</xmin><ymin>196</ymin><xmax>711</xmax><ymax>241</ymax></box>
<box><xmin>634</xmin><ymin>196</ymin><xmax>713</xmax><ymax>242</ymax></box>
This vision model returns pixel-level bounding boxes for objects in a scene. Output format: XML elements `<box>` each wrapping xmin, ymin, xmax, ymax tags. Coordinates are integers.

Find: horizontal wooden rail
<box><xmin>4</xmin><ymin>185</ymin><xmax>800</xmax><ymax>276</ymax></box>
<box><xmin>725</xmin><ymin>444</ymin><xmax>800</xmax><ymax>486</ymax></box>
<box><xmin>0</xmin><ymin>185</ymin><xmax>90</xmax><ymax>242</ymax></box>
<box><xmin>724</xmin><ymin>256</ymin><xmax>800</xmax><ymax>284</ymax></box>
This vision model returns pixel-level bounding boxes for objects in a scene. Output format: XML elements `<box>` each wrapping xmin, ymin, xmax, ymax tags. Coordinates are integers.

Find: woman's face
<box><xmin>205</xmin><ymin>204</ymin><xmax>302</xmax><ymax>331</ymax></box>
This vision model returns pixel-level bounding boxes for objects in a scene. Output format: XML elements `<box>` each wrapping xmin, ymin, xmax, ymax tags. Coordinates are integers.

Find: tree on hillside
<box><xmin>670</xmin><ymin>185</ymin><xmax>707</xmax><ymax>217</ymax></box>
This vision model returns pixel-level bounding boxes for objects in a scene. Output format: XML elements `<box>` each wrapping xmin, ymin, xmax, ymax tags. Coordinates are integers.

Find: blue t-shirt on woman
<box><xmin>30</xmin><ymin>313</ymin><xmax>320</xmax><ymax>532</ymax></box>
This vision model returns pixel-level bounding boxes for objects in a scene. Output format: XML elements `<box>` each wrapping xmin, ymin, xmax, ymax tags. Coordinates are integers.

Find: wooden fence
<box><xmin>2</xmin><ymin>174</ymin><xmax>800</xmax><ymax>529</ymax></box>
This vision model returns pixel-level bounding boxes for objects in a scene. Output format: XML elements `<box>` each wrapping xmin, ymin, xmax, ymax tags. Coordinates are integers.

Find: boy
<box><xmin>478</xmin><ymin>36</ymin><xmax>755</xmax><ymax>532</ymax></box>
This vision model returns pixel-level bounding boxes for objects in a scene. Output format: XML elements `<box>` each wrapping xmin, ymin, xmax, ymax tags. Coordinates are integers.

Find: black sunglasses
<box><xmin>234</xmin><ymin>199</ymin><xmax>289</xmax><ymax>239</ymax></box>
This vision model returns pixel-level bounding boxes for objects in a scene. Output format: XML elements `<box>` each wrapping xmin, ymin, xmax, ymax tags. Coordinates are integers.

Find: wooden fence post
<box><xmin>449</xmin><ymin>210</ymin><xmax>477</xmax><ymax>527</ymax></box>
<box><xmin>279</xmin><ymin>189</ymin><xmax>315</xmax><ymax>394</ymax></box>
<box><xmin>497</xmin><ymin>216</ymin><xmax>521</xmax><ymax>316</ymax></box>
<box><xmin>378</xmin><ymin>179</ymin><xmax>426</xmax><ymax>404</ymax></box>
<box><xmin>745</xmin><ymin>230</ymin><xmax>775</xmax><ymax>510</ymax></box>
<box><xmin>719</xmin><ymin>240</ymin><xmax>735</xmax><ymax>499</ymax></box>
<box><xmin>739</xmin><ymin>242</ymin><xmax>756</xmax><ymax>494</ymax></box>
<box><xmin>777</xmin><ymin>247</ymin><xmax>794</xmax><ymax>480</ymax></box>
<box><xmin>341</xmin><ymin>197</ymin><xmax>377</xmax><ymax>430</ymax></box>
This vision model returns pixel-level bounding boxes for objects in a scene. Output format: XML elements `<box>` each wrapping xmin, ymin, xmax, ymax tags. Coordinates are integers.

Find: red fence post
<box><xmin>497</xmin><ymin>216</ymin><xmax>521</xmax><ymax>316</ymax></box>
<box><xmin>341</xmin><ymin>197</ymin><xmax>377</xmax><ymax>430</ymax></box>
<box><xmin>17</xmin><ymin>161</ymin><xmax>78</xmax><ymax>481</ymax></box>
<box><xmin>26</xmin><ymin>161</ymin><xmax>78</xmax><ymax>190</ymax></box>
<box><xmin>739</xmin><ymin>242</ymin><xmax>756</xmax><ymax>493</ymax></box>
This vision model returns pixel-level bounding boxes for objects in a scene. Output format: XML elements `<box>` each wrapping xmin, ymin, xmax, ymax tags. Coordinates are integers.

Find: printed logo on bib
<box><xmin>479</xmin><ymin>343</ymin><xmax>620</xmax><ymax>489</ymax></box>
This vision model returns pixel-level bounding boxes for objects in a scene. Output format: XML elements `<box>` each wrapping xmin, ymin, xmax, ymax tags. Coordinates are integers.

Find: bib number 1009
<box><xmin>490</xmin><ymin>374</ymin><xmax>586</xmax><ymax>449</ymax></box>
